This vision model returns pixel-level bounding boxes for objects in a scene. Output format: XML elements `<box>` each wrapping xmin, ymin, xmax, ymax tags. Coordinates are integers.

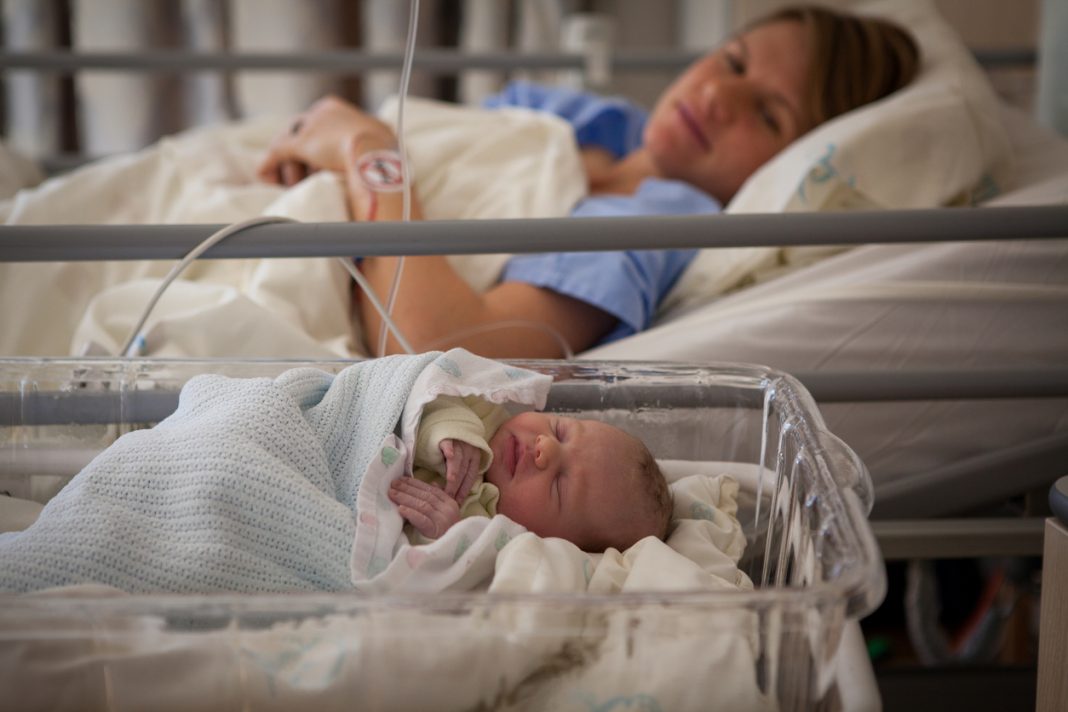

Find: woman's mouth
<box><xmin>675</xmin><ymin>101</ymin><xmax>710</xmax><ymax>151</ymax></box>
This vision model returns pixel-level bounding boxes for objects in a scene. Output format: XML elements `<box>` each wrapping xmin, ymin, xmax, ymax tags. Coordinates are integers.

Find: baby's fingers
<box><xmin>389</xmin><ymin>478</ymin><xmax>456</xmax><ymax>539</ymax></box>
<box><xmin>396</xmin><ymin>505</ymin><xmax>441</xmax><ymax>539</ymax></box>
<box><xmin>454</xmin><ymin>462</ymin><xmax>479</xmax><ymax>505</ymax></box>
<box><xmin>389</xmin><ymin>481</ymin><xmax>441</xmax><ymax>536</ymax></box>
<box><xmin>389</xmin><ymin>477</ymin><xmax>447</xmax><ymax>507</ymax></box>
<box><xmin>441</xmin><ymin>440</ymin><xmax>462</xmax><ymax>498</ymax></box>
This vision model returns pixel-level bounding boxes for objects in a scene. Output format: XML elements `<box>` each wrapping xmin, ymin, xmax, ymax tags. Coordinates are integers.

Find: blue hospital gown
<box><xmin>483</xmin><ymin>81</ymin><xmax>721</xmax><ymax>345</ymax></box>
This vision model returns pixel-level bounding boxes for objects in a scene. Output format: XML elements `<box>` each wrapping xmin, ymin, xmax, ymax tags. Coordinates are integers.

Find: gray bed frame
<box><xmin>2</xmin><ymin>206</ymin><xmax>1067</xmax><ymax>562</ymax></box>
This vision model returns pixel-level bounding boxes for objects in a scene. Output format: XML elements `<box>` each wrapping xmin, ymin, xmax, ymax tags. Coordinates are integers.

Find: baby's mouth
<box><xmin>509</xmin><ymin>434</ymin><xmax>519</xmax><ymax>479</ymax></box>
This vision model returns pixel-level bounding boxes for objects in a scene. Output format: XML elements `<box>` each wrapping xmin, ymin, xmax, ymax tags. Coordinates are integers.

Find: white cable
<box><xmin>376</xmin><ymin>0</ymin><xmax>420</xmax><ymax>357</ymax></box>
<box><xmin>424</xmin><ymin>319</ymin><xmax>575</xmax><ymax>359</ymax></box>
<box><xmin>335</xmin><ymin>257</ymin><xmax>416</xmax><ymax>355</ymax></box>
<box><xmin>396</xmin><ymin>0</ymin><xmax>418</xmax><ymax>226</ymax></box>
<box><xmin>119</xmin><ymin>215</ymin><xmax>295</xmax><ymax>357</ymax></box>
<box><xmin>118</xmin><ymin>213</ymin><xmax>568</xmax><ymax>360</ymax></box>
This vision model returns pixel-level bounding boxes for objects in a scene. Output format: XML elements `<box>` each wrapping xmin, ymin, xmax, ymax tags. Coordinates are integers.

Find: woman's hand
<box><xmin>257</xmin><ymin>95</ymin><xmax>396</xmax><ymax>187</ymax></box>
<box><xmin>388</xmin><ymin>477</ymin><xmax>462</xmax><ymax>540</ymax></box>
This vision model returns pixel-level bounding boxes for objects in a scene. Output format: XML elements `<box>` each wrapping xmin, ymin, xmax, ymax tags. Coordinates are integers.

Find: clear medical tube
<box><xmin>376</xmin><ymin>0</ymin><xmax>420</xmax><ymax>357</ymax></box>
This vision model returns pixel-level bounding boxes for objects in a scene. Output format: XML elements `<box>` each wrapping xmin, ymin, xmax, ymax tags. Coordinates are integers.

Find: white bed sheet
<box><xmin>589</xmin><ymin>105</ymin><xmax>1068</xmax><ymax>505</ymax></box>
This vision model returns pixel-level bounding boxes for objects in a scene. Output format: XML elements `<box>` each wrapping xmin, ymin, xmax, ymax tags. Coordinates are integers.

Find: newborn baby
<box><xmin>390</xmin><ymin>396</ymin><xmax>672</xmax><ymax>553</ymax></box>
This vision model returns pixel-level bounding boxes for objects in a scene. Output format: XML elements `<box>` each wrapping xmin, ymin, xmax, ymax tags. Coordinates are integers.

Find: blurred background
<box><xmin>0</xmin><ymin>0</ymin><xmax>1050</xmax><ymax>169</ymax></box>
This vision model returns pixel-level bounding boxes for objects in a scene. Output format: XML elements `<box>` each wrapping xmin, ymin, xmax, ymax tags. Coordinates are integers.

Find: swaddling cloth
<box><xmin>0</xmin><ymin>350</ymin><xmax>551</xmax><ymax>594</ymax></box>
<box><xmin>0</xmin><ymin>353</ymin><xmax>438</xmax><ymax>593</ymax></box>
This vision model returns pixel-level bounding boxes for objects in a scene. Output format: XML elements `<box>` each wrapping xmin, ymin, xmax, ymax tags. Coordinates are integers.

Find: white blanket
<box><xmin>1</xmin><ymin>470</ymin><xmax>762</xmax><ymax>711</ymax></box>
<box><xmin>0</xmin><ymin>349</ymin><xmax>558</xmax><ymax>594</ymax></box>
<box><xmin>0</xmin><ymin>98</ymin><xmax>587</xmax><ymax>358</ymax></box>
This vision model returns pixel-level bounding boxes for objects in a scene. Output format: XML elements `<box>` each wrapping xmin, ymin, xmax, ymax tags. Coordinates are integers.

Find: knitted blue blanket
<box><xmin>0</xmin><ymin>352</ymin><xmax>437</xmax><ymax>593</ymax></box>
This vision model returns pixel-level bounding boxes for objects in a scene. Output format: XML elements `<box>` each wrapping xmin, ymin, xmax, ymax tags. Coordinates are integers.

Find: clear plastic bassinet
<box><xmin>0</xmin><ymin>358</ymin><xmax>885</xmax><ymax>712</ymax></box>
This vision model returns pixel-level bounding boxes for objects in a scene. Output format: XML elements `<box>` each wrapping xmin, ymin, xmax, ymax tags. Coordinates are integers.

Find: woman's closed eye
<box><xmin>724</xmin><ymin>51</ymin><xmax>745</xmax><ymax>75</ymax></box>
<box><xmin>723</xmin><ymin>38</ymin><xmax>747</xmax><ymax>75</ymax></box>
<box><xmin>759</xmin><ymin>103</ymin><xmax>781</xmax><ymax>133</ymax></box>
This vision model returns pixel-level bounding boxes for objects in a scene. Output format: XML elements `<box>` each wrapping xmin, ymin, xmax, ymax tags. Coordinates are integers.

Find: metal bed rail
<box><xmin>873</xmin><ymin>518</ymin><xmax>1046</xmax><ymax>560</ymax></box>
<box><xmin>3</xmin><ymin>363</ymin><xmax>1065</xmax><ymax>561</ymax></box>
<box><xmin>5</xmin><ymin>365</ymin><xmax>1068</xmax><ymax>420</ymax></box>
<box><xmin>0</xmin><ymin>48</ymin><xmax>1037</xmax><ymax>74</ymax></box>
<box><xmin>4</xmin><ymin>366</ymin><xmax>1067</xmax><ymax>426</ymax></box>
<box><xmin>2</xmin><ymin>205</ymin><xmax>1067</xmax><ymax>262</ymax></box>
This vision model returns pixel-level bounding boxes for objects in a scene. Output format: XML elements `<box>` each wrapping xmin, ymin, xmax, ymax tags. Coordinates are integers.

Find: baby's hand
<box><xmin>440</xmin><ymin>439</ymin><xmax>480</xmax><ymax>504</ymax></box>
<box><xmin>388</xmin><ymin>477</ymin><xmax>461</xmax><ymax>540</ymax></box>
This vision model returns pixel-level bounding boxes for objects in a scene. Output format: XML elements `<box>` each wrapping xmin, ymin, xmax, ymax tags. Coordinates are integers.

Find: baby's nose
<box><xmin>534</xmin><ymin>434</ymin><xmax>558</xmax><ymax>469</ymax></box>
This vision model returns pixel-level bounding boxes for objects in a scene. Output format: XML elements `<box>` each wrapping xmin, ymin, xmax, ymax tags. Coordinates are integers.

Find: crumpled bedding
<box><xmin>0</xmin><ymin>349</ymin><xmax>555</xmax><ymax>594</ymax></box>
<box><xmin>0</xmin><ymin>343</ymin><xmax>763</xmax><ymax>708</ymax></box>
<box><xmin>0</xmin><ymin>469</ymin><xmax>762</xmax><ymax>711</ymax></box>
<box><xmin>0</xmin><ymin>343</ymin><xmax>753</xmax><ymax>596</ymax></box>
<box><xmin>0</xmin><ymin>459</ymin><xmax>763</xmax><ymax>708</ymax></box>
<box><xmin>0</xmin><ymin>97</ymin><xmax>587</xmax><ymax>358</ymax></box>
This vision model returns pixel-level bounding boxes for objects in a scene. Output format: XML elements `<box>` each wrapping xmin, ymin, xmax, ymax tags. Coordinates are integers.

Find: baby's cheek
<box><xmin>498</xmin><ymin>495</ymin><xmax>554</xmax><ymax>537</ymax></box>
<box><xmin>496</xmin><ymin>496</ymin><xmax>528</xmax><ymax>527</ymax></box>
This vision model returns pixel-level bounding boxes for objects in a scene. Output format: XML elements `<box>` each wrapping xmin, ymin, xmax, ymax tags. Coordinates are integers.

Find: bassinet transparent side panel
<box><xmin>1</xmin><ymin>358</ymin><xmax>775</xmax><ymax>499</ymax></box>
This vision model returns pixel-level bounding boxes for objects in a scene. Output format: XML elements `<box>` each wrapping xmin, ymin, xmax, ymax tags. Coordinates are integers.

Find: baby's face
<box><xmin>485</xmin><ymin>412</ymin><xmax>645</xmax><ymax>551</ymax></box>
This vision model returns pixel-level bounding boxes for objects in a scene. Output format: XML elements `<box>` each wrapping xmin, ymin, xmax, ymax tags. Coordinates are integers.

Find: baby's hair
<box><xmin>751</xmin><ymin>5</ymin><xmax>921</xmax><ymax>131</ymax></box>
<box><xmin>584</xmin><ymin>431</ymin><xmax>673</xmax><ymax>553</ymax></box>
<box><xmin>634</xmin><ymin>444</ymin><xmax>674</xmax><ymax>542</ymax></box>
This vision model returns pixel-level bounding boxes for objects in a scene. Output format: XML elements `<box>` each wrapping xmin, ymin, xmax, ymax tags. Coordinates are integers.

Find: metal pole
<box><xmin>796</xmin><ymin>368</ymin><xmax>1068</xmax><ymax>402</ymax></box>
<box><xmin>1037</xmin><ymin>0</ymin><xmax>1068</xmax><ymax>136</ymax></box>
<box><xmin>0</xmin><ymin>48</ymin><xmax>1032</xmax><ymax>74</ymax></box>
<box><xmin>4</xmin><ymin>368</ymin><xmax>1067</xmax><ymax>425</ymax></box>
<box><xmin>872</xmin><ymin>518</ymin><xmax>1046</xmax><ymax>559</ymax></box>
<box><xmin>1</xmin><ymin>206</ymin><xmax>1066</xmax><ymax>263</ymax></box>
<box><xmin>872</xmin><ymin>432</ymin><xmax>1068</xmax><ymax>519</ymax></box>
<box><xmin>0</xmin><ymin>49</ymin><xmax>697</xmax><ymax>73</ymax></box>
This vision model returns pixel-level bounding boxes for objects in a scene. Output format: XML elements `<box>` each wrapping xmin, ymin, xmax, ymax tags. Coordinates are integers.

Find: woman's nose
<box><xmin>700</xmin><ymin>76</ymin><xmax>742</xmax><ymax>125</ymax></box>
<box><xmin>534</xmin><ymin>434</ymin><xmax>558</xmax><ymax>470</ymax></box>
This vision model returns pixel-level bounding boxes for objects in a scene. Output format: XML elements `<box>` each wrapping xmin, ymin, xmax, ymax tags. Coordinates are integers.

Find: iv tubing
<box><xmin>119</xmin><ymin>216</ymin><xmax>293</xmax><ymax>357</ymax></box>
<box><xmin>377</xmin><ymin>0</ymin><xmax>420</xmax><ymax>356</ymax></box>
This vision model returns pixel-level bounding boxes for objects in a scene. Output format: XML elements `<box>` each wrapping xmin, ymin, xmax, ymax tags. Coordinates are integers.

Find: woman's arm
<box><xmin>359</xmin><ymin>247</ymin><xmax>616</xmax><ymax>358</ymax></box>
<box><xmin>260</xmin><ymin>95</ymin><xmax>617</xmax><ymax>358</ymax></box>
<box><xmin>330</xmin><ymin>114</ymin><xmax>616</xmax><ymax>358</ymax></box>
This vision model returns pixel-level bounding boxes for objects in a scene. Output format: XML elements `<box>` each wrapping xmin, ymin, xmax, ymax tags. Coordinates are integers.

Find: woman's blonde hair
<box><xmin>754</xmin><ymin>5</ymin><xmax>921</xmax><ymax>129</ymax></box>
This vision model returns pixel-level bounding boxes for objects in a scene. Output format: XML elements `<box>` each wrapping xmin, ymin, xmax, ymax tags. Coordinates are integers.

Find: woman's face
<box><xmin>643</xmin><ymin>20</ymin><xmax>814</xmax><ymax>205</ymax></box>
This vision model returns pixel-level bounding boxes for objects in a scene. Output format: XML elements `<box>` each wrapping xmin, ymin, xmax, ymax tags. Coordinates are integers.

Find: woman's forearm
<box><xmin>354</xmin><ymin>194</ymin><xmax>614</xmax><ymax>358</ymax></box>
<box><xmin>255</xmin><ymin>96</ymin><xmax>613</xmax><ymax>358</ymax></box>
<box><xmin>358</xmin><ymin>254</ymin><xmax>614</xmax><ymax>358</ymax></box>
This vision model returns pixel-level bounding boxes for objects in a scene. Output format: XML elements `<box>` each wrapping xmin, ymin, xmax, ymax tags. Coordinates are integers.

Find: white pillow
<box><xmin>662</xmin><ymin>0</ymin><xmax>1014</xmax><ymax>315</ymax></box>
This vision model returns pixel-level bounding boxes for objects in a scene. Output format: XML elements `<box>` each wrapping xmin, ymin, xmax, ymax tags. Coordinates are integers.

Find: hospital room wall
<box><xmin>0</xmin><ymin>0</ymin><xmax>1047</xmax><ymax>164</ymax></box>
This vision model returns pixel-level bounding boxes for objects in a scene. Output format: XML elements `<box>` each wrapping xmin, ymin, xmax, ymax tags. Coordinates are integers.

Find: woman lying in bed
<box><xmin>259</xmin><ymin>4</ymin><xmax>919</xmax><ymax>359</ymax></box>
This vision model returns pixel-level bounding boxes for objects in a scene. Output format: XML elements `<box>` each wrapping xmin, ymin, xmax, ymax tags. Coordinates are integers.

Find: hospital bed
<box><xmin>0</xmin><ymin>0</ymin><xmax>1066</xmax><ymax>708</ymax></box>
